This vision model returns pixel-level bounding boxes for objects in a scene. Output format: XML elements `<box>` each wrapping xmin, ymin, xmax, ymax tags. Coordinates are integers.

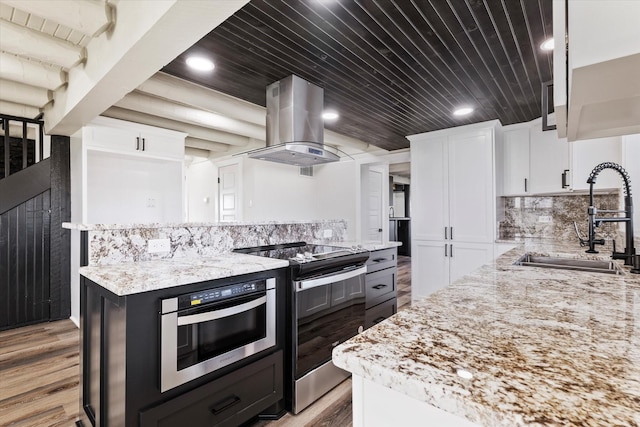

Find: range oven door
<box><xmin>294</xmin><ymin>266</ymin><xmax>366</xmax><ymax>380</ymax></box>
<box><xmin>160</xmin><ymin>278</ymin><xmax>276</xmax><ymax>392</ymax></box>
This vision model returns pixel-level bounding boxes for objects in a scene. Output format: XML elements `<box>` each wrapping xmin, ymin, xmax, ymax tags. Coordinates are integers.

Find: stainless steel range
<box><xmin>234</xmin><ymin>242</ymin><xmax>370</xmax><ymax>414</ymax></box>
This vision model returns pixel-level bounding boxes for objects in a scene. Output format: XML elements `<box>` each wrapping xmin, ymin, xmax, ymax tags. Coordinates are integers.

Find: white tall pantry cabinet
<box><xmin>409</xmin><ymin>121</ymin><xmax>499</xmax><ymax>300</ymax></box>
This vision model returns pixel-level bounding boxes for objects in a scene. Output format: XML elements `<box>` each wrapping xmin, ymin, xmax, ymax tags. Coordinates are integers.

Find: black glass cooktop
<box><xmin>234</xmin><ymin>241</ymin><xmax>358</xmax><ymax>263</ymax></box>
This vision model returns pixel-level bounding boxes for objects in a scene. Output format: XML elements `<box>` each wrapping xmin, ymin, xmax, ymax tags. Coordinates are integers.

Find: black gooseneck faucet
<box><xmin>584</xmin><ymin>162</ymin><xmax>636</xmax><ymax>269</ymax></box>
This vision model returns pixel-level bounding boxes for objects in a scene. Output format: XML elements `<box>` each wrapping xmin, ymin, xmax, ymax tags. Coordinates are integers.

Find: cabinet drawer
<box><xmin>140</xmin><ymin>351</ymin><xmax>283</xmax><ymax>427</ymax></box>
<box><xmin>365</xmin><ymin>267</ymin><xmax>396</xmax><ymax>308</ymax></box>
<box><xmin>366</xmin><ymin>248</ymin><xmax>397</xmax><ymax>273</ymax></box>
<box><xmin>365</xmin><ymin>298</ymin><xmax>397</xmax><ymax>329</ymax></box>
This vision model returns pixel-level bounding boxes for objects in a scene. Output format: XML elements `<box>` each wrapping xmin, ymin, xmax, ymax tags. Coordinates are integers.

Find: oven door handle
<box><xmin>177</xmin><ymin>295</ymin><xmax>267</xmax><ymax>326</ymax></box>
<box><xmin>294</xmin><ymin>265</ymin><xmax>367</xmax><ymax>292</ymax></box>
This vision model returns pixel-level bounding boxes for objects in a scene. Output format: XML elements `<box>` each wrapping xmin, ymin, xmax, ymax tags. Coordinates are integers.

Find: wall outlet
<box><xmin>148</xmin><ymin>238</ymin><xmax>171</xmax><ymax>253</ymax></box>
<box><xmin>323</xmin><ymin>229</ymin><xmax>333</xmax><ymax>238</ymax></box>
<box><xmin>538</xmin><ymin>215</ymin><xmax>552</xmax><ymax>223</ymax></box>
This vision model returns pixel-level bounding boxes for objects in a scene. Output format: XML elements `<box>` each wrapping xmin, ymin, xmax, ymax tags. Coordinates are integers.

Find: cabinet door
<box><xmin>529</xmin><ymin>123</ymin><xmax>570</xmax><ymax>193</ymax></box>
<box><xmin>571</xmin><ymin>137</ymin><xmax>622</xmax><ymax>191</ymax></box>
<box><xmin>502</xmin><ymin>127</ymin><xmax>530</xmax><ymax>195</ymax></box>
<box><xmin>85</xmin><ymin>124</ymin><xmax>140</xmax><ymax>153</ymax></box>
<box><xmin>141</xmin><ymin>129</ymin><xmax>185</xmax><ymax>159</ymax></box>
<box><xmin>448</xmin><ymin>129</ymin><xmax>494</xmax><ymax>243</ymax></box>
<box><xmin>410</xmin><ymin>137</ymin><xmax>448</xmax><ymax>241</ymax></box>
<box><xmin>449</xmin><ymin>242</ymin><xmax>493</xmax><ymax>284</ymax></box>
<box><xmin>411</xmin><ymin>240</ymin><xmax>449</xmax><ymax>301</ymax></box>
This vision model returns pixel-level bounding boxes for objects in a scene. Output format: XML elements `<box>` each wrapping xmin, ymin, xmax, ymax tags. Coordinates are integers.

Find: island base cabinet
<box><xmin>351</xmin><ymin>375</ymin><xmax>481</xmax><ymax>427</ymax></box>
<box><xmin>140</xmin><ymin>351</ymin><xmax>283</xmax><ymax>427</ymax></box>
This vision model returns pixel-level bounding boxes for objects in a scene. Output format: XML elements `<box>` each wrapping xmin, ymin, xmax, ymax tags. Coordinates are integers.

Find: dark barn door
<box><xmin>0</xmin><ymin>191</ymin><xmax>51</xmax><ymax>328</ymax></box>
<box><xmin>0</xmin><ymin>115</ymin><xmax>70</xmax><ymax>331</ymax></box>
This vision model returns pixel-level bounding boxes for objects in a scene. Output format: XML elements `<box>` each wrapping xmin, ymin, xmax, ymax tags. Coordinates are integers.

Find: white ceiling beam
<box><xmin>0</xmin><ymin>52</ymin><xmax>66</xmax><ymax>90</ymax></box>
<box><xmin>0</xmin><ymin>100</ymin><xmax>40</xmax><ymax>118</ymax></box>
<box><xmin>138</xmin><ymin>72</ymin><xmax>266</xmax><ymax>126</ymax></box>
<box><xmin>185</xmin><ymin>146</ymin><xmax>211</xmax><ymax>158</ymax></box>
<box><xmin>185</xmin><ymin>137</ymin><xmax>230</xmax><ymax>152</ymax></box>
<box><xmin>102</xmin><ymin>106</ymin><xmax>253</xmax><ymax>147</ymax></box>
<box><xmin>0</xmin><ymin>19</ymin><xmax>84</xmax><ymax>69</ymax></box>
<box><xmin>0</xmin><ymin>0</ymin><xmax>112</xmax><ymax>37</ymax></box>
<box><xmin>44</xmin><ymin>0</ymin><xmax>249</xmax><ymax>136</ymax></box>
<box><xmin>115</xmin><ymin>91</ymin><xmax>264</xmax><ymax>140</ymax></box>
<box><xmin>0</xmin><ymin>78</ymin><xmax>51</xmax><ymax>107</ymax></box>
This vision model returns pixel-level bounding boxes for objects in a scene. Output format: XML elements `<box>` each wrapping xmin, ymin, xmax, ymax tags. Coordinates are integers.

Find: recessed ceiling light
<box><xmin>453</xmin><ymin>107</ymin><xmax>474</xmax><ymax>117</ymax></box>
<box><xmin>540</xmin><ymin>38</ymin><xmax>554</xmax><ymax>51</ymax></box>
<box><xmin>186</xmin><ymin>56</ymin><xmax>215</xmax><ymax>72</ymax></box>
<box><xmin>322</xmin><ymin>110</ymin><xmax>339</xmax><ymax>120</ymax></box>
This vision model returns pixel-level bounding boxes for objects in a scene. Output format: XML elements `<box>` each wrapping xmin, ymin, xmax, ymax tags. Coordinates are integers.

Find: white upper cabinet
<box><xmin>499</xmin><ymin>117</ymin><xmax>622</xmax><ymax>195</ymax></box>
<box><xmin>529</xmin><ymin>121</ymin><xmax>570</xmax><ymax>194</ymax></box>
<box><xmin>501</xmin><ymin>125</ymin><xmax>530</xmax><ymax>195</ymax></box>
<box><xmin>571</xmin><ymin>137</ymin><xmax>623</xmax><ymax>191</ymax></box>
<box><xmin>553</xmin><ymin>0</ymin><xmax>640</xmax><ymax>141</ymax></box>
<box><xmin>85</xmin><ymin>116</ymin><xmax>185</xmax><ymax>160</ymax></box>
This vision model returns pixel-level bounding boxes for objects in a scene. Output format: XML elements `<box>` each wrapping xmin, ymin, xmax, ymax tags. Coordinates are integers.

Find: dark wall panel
<box><xmin>49</xmin><ymin>135</ymin><xmax>71</xmax><ymax>321</ymax></box>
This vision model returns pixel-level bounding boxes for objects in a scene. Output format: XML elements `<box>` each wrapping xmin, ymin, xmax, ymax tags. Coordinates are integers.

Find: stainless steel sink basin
<box><xmin>515</xmin><ymin>254</ymin><xmax>624</xmax><ymax>275</ymax></box>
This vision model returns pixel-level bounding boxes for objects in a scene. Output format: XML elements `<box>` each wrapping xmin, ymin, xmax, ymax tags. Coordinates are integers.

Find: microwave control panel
<box><xmin>177</xmin><ymin>280</ymin><xmax>267</xmax><ymax>309</ymax></box>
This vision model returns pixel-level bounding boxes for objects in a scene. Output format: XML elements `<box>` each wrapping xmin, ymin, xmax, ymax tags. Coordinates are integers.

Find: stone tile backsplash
<box><xmin>86</xmin><ymin>220</ymin><xmax>347</xmax><ymax>266</ymax></box>
<box><xmin>498</xmin><ymin>192</ymin><xmax>623</xmax><ymax>242</ymax></box>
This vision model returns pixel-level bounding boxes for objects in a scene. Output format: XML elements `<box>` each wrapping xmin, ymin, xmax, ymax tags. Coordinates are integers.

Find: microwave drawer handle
<box><xmin>295</xmin><ymin>265</ymin><xmax>367</xmax><ymax>292</ymax></box>
<box><xmin>177</xmin><ymin>295</ymin><xmax>267</xmax><ymax>326</ymax></box>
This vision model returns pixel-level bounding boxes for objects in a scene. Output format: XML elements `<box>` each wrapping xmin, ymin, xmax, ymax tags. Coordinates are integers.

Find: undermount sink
<box><xmin>515</xmin><ymin>253</ymin><xmax>624</xmax><ymax>275</ymax></box>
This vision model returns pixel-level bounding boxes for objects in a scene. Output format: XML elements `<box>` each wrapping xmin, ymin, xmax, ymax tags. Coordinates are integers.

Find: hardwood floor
<box><xmin>0</xmin><ymin>320</ymin><xmax>80</xmax><ymax>426</ymax></box>
<box><xmin>0</xmin><ymin>256</ymin><xmax>411</xmax><ymax>427</ymax></box>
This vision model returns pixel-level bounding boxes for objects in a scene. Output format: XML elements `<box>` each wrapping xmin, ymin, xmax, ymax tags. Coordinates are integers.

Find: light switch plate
<box><xmin>148</xmin><ymin>238</ymin><xmax>171</xmax><ymax>253</ymax></box>
<box><xmin>538</xmin><ymin>215</ymin><xmax>552</xmax><ymax>223</ymax></box>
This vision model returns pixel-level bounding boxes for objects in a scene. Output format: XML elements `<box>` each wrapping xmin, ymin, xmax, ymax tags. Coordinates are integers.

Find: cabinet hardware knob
<box><xmin>141</xmin><ymin>138</ymin><xmax>146</xmax><ymax>151</ymax></box>
<box><xmin>524</xmin><ymin>178</ymin><xmax>528</xmax><ymax>192</ymax></box>
<box><xmin>450</xmin><ymin>227</ymin><xmax>453</xmax><ymax>240</ymax></box>
<box><xmin>372</xmin><ymin>284</ymin><xmax>387</xmax><ymax>290</ymax></box>
<box><xmin>135</xmin><ymin>136</ymin><xmax>140</xmax><ymax>150</ymax></box>
<box><xmin>450</xmin><ymin>244</ymin><xmax>453</xmax><ymax>258</ymax></box>
<box><xmin>444</xmin><ymin>244</ymin><xmax>448</xmax><ymax>257</ymax></box>
<box><xmin>444</xmin><ymin>226</ymin><xmax>448</xmax><ymax>240</ymax></box>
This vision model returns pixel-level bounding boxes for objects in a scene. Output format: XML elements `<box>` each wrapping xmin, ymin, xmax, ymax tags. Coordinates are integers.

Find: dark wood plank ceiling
<box><xmin>162</xmin><ymin>0</ymin><xmax>553</xmax><ymax>151</ymax></box>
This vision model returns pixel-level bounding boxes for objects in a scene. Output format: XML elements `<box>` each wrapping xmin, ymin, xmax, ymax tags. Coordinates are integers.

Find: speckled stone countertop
<box><xmin>79</xmin><ymin>253</ymin><xmax>289</xmax><ymax>296</ymax></box>
<box><xmin>333</xmin><ymin>240</ymin><xmax>640</xmax><ymax>426</ymax></box>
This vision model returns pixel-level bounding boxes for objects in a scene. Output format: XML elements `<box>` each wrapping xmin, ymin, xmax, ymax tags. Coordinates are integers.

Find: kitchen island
<box><xmin>332</xmin><ymin>240</ymin><xmax>640</xmax><ymax>426</ymax></box>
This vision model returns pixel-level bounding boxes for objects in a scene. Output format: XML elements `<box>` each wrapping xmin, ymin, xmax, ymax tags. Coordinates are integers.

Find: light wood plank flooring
<box><xmin>0</xmin><ymin>256</ymin><xmax>411</xmax><ymax>427</ymax></box>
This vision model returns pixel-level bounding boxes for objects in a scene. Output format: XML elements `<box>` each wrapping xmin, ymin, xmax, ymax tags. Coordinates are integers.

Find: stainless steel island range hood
<box><xmin>248</xmin><ymin>75</ymin><xmax>340</xmax><ymax>166</ymax></box>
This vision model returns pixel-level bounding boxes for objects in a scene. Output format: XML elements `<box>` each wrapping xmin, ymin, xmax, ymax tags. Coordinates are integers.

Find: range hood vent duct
<box><xmin>248</xmin><ymin>75</ymin><xmax>340</xmax><ymax>166</ymax></box>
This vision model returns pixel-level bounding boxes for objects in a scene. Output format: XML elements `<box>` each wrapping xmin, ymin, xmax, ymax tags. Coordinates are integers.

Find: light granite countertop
<box><xmin>332</xmin><ymin>240</ymin><xmax>640</xmax><ymax>426</ymax></box>
<box><xmin>79</xmin><ymin>253</ymin><xmax>289</xmax><ymax>296</ymax></box>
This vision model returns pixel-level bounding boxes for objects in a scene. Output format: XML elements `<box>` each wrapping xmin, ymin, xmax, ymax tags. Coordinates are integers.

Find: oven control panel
<box><xmin>177</xmin><ymin>280</ymin><xmax>267</xmax><ymax>309</ymax></box>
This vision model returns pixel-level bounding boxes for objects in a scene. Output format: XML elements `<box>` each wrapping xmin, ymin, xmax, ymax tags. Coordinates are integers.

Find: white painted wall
<box><xmin>185</xmin><ymin>159</ymin><xmax>218</xmax><ymax>222</ymax></box>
